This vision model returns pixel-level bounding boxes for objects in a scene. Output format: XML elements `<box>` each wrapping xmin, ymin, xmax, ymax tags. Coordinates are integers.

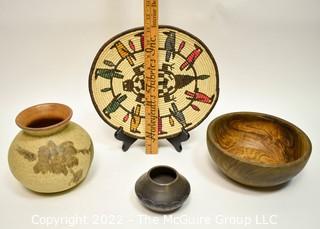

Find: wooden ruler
<box><xmin>144</xmin><ymin>0</ymin><xmax>159</xmax><ymax>154</ymax></box>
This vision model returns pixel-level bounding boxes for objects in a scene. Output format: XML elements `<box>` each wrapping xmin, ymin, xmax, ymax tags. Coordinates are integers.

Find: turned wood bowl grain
<box><xmin>207</xmin><ymin>112</ymin><xmax>312</xmax><ymax>187</ymax></box>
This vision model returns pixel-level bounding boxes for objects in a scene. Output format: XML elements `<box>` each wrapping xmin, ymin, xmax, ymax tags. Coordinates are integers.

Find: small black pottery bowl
<box><xmin>135</xmin><ymin>165</ymin><xmax>191</xmax><ymax>213</ymax></box>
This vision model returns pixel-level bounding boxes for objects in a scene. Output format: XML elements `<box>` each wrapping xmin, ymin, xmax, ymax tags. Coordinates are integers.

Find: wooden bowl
<box><xmin>207</xmin><ymin>112</ymin><xmax>312</xmax><ymax>187</ymax></box>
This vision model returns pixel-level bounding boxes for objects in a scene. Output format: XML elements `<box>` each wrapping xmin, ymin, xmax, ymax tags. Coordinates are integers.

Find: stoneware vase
<box><xmin>8</xmin><ymin>103</ymin><xmax>94</xmax><ymax>193</ymax></box>
<box><xmin>135</xmin><ymin>165</ymin><xmax>191</xmax><ymax>213</ymax></box>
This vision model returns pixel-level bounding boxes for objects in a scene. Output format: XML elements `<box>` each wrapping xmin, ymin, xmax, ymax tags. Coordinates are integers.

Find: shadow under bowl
<box><xmin>207</xmin><ymin>112</ymin><xmax>312</xmax><ymax>188</ymax></box>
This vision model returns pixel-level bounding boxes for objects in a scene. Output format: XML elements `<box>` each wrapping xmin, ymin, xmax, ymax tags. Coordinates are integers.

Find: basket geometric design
<box><xmin>89</xmin><ymin>26</ymin><xmax>219</xmax><ymax>139</ymax></box>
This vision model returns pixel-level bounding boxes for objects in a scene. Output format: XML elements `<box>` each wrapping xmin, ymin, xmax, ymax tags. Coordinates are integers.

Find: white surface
<box><xmin>0</xmin><ymin>0</ymin><xmax>319</xmax><ymax>228</ymax></box>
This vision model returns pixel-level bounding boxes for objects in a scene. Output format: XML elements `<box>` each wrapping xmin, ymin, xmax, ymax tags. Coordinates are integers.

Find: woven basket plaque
<box><xmin>89</xmin><ymin>26</ymin><xmax>219</xmax><ymax>139</ymax></box>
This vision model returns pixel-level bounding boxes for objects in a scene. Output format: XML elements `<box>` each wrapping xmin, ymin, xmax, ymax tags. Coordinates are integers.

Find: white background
<box><xmin>0</xmin><ymin>0</ymin><xmax>319</xmax><ymax>228</ymax></box>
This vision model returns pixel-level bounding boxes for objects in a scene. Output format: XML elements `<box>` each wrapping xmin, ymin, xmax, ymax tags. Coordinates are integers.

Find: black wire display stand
<box><xmin>115</xmin><ymin>127</ymin><xmax>190</xmax><ymax>152</ymax></box>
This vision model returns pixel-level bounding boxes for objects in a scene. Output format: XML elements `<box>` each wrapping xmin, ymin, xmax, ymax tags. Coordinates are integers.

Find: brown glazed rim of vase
<box><xmin>207</xmin><ymin>112</ymin><xmax>312</xmax><ymax>168</ymax></box>
<box><xmin>15</xmin><ymin>103</ymin><xmax>73</xmax><ymax>132</ymax></box>
<box><xmin>147</xmin><ymin>165</ymin><xmax>179</xmax><ymax>186</ymax></box>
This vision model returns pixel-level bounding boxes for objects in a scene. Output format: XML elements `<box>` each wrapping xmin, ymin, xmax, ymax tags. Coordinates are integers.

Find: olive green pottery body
<box><xmin>8</xmin><ymin>103</ymin><xmax>94</xmax><ymax>193</ymax></box>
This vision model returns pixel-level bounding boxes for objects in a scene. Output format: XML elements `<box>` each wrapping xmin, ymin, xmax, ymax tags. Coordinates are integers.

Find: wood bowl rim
<box><xmin>207</xmin><ymin>111</ymin><xmax>312</xmax><ymax>168</ymax></box>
